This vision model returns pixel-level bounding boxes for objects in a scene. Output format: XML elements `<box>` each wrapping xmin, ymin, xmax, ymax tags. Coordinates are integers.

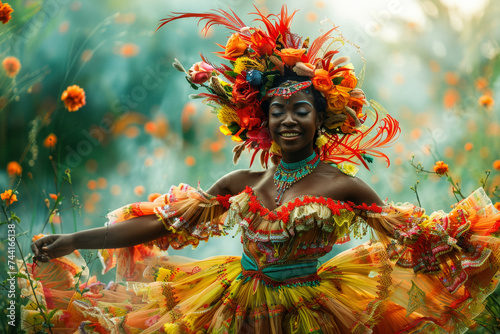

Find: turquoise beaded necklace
<box><xmin>273</xmin><ymin>152</ymin><xmax>320</xmax><ymax>205</ymax></box>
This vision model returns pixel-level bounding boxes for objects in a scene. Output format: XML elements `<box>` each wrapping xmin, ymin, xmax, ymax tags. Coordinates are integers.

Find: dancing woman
<box><xmin>27</xmin><ymin>6</ymin><xmax>500</xmax><ymax>334</ymax></box>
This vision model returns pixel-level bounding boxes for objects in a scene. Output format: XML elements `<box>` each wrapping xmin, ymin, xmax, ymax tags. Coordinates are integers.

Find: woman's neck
<box><xmin>280</xmin><ymin>147</ymin><xmax>315</xmax><ymax>164</ymax></box>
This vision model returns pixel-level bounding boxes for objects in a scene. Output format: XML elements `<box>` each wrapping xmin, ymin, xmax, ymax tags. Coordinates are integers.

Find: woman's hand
<box><xmin>31</xmin><ymin>234</ymin><xmax>76</xmax><ymax>263</ymax></box>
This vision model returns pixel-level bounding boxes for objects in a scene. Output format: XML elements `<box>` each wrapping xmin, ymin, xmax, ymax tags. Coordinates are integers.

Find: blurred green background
<box><xmin>0</xmin><ymin>0</ymin><xmax>499</xmax><ymax>331</ymax></box>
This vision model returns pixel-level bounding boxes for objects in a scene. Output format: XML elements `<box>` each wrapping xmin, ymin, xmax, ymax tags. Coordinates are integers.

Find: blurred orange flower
<box><xmin>120</xmin><ymin>43</ymin><xmax>139</xmax><ymax>58</ymax></box>
<box><xmin>494</xmin><ymin>202</ymin><xmax>500</xmax><ymax>211</ymax></box>
<box><xmin>478</xmin><ymin>95</ymin><xmax>494</xmax><ymax>109</ymax></box>
<box><xmin>475</xmin><ymin>77</ymin><xmax>488</xmax><ymax>91</ymax></box>
<box><xmin>433</xmin><ymin>161</ymin><xmax>449</xmax><ymax>176</ymax></box>
<box><xmin>6</xmin><ymin>161</ymin><xmax>22</xmax><ymax>176</ymax></box>
<box><xmin>43</xmin><ymin>133</ymin><xmax>57</xmax><ymax>148</ymax></box>
<box><xmin>464</xmin><ymin>142</ymin><xmax>473</xmax><ymax>151</ymax></box>
<box><xmin>61</xmin><ymin>85</ymin><xmax>86</xmax><ymax>112</ymax></box>
<box><xmin>2</xmin><ymin>56</ymin><xmax>20</xmax><ymax>77</ymax></box>
<box><xmin>148</xmin><ymin>192</ymin><xmax>161</xmax><ymax>202</ymax></box>
<box><xmin>0</xmin><ymin>2</ymin><xmax>13</xmax><ymax>24</ymax></box>
<box><xmin>1</xmin><ymin>189</ymin><xmax>17</xmax><ymax>205</ymax></box>
<box><xmin>493</xmin><ymin>160</ymin><xmax>500</xmax><ymax>171</ymax></box>
<box><xmin>134</xmin><ymin>185</ymin><xmax>145</xmax><ymax>196</ymax></box>
<box><xmin>49</xmin><ymin>193</ymin><xmax>58</xmax><ymax>201</ymax></box>
<box><xmin>32</xmin><ymin>234</ymin><xmax>45</xmax><ymax>242</ymax></box>
<box><xmin>185</xmin><ymin>156</ymin><xmax>196</xmax><ymax>166</ymax></box>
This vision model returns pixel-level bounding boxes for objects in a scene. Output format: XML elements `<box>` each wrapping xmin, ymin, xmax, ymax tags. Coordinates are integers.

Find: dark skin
<box><xmin>32</xmin><ymin>89</ymin><xmax>384</xmax><ymax>262</ymax></box>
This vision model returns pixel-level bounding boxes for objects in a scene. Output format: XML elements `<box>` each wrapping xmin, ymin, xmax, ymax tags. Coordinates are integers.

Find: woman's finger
<box><xmin>31</xmin><ymin>242</ymin><xmax>39</xmax><ymax>256</ymax></box>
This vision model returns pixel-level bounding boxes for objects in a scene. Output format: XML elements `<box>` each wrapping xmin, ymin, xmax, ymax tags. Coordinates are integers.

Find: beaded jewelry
<box><xmin>266</xmin><ymin>81</ymin><xmax>312</xmax><ymax>99</ymax></box>
<box><xmin>273</xmin><ymin>152</ymin><xmax>320</xmax><ymax>205</ymax></box>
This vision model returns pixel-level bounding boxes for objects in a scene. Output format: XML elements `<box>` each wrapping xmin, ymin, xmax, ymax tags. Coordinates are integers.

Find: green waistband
<box><xmin>240</xmin><ymin>252</ymin><xmax>318</xmax><ymax>282</ymax></box>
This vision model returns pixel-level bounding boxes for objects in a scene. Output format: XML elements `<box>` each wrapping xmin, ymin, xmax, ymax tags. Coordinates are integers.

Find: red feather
<box><xmin>319</xmin><ymin>104</ymin><xmax>401</xmax><ymax>169</ymax></box>
<box><xmin>251</xmin><ymin>5</ymin><xmax>300</xmax><ymax>48</ymax></box>
<box><xmin>306</xmin><ymin>27</ymin><xmax>338</xmax><ymax>63</ymax></box>
<box><xmin>157</xmin><ymin>8</ymin><xmax>249</xmax><ymax>39</ymax></box>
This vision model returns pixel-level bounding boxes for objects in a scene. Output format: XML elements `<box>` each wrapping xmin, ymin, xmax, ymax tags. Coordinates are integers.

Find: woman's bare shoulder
<box><xmin>315</xmin><ymin>163</ymin><xmax>384</xmax><ymax>205</ymax></box>
<box><xmin>206</xmin><ymin>168</ymin><xmax>269</xmax><ymax>196</ymax></box>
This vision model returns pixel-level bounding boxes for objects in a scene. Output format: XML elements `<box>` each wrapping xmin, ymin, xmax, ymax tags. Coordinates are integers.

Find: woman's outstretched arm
<box><xmin>32</xmin><ymin>215</ymin><xmax>168</xmax><ymax>262</ymax></box>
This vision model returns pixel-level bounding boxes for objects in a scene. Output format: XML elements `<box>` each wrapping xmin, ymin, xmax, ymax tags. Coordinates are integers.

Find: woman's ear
<box><xmin>316</xmin><ymin>112</ymin><xmax>324</xmax><ymax>129</ymax></box>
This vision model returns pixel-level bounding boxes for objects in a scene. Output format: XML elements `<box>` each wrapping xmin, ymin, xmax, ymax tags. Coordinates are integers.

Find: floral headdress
<box><xmin>159</xmin><ymin>6</ymin><xmax>399</xmax><ymax>169</ymax></box>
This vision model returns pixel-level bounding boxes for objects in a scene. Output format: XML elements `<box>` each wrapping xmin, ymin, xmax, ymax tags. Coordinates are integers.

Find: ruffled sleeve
<box><xmin>362</xmin><ymin>188</ymin><xmax>500</xmax><ymax>294</ymax></box>
<box><xmin>99</xmin><ymin>183</ymin><xmax>234</xmax><ymax>279</ymax></box>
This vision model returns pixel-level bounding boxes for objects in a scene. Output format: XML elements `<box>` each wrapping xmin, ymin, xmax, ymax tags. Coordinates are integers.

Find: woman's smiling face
<box><xmin>268</xmin><ymin>89</ymin><xmax>323</xmax><ymax>162</ymax></box>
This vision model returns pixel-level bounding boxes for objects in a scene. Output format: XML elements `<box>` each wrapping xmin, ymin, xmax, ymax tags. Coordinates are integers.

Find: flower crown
<box><xmin>160</xmin><ymin>6</ymin><xmax>399</xmax><ymax>169</ymax></box>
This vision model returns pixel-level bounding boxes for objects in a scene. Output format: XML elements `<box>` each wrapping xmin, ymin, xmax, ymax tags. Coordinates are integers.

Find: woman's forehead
<box><xmin>269</xmin><ymin>89</ymin><xmax>314</xmax><ymax>105</ymax></box>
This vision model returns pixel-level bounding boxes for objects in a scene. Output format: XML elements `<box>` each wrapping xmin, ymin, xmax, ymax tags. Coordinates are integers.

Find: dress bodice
<box><xmin>228</xmin><ymin>187</ymin><xmax>383</xmax><ymax>268</ymax></box>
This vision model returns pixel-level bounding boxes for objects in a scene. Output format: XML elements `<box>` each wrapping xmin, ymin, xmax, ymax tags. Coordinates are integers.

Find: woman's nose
<box><xmin>282</xmin><ymin>111</ymin><xmax>297</xmax><ymax>126</ymax></box>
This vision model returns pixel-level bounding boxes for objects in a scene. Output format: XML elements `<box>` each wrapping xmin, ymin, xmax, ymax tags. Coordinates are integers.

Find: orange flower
<box><xmin>61</xmin><ymin>85</ymin><xmax>86</xmax><ymax>112</ymax></box>
<box><xmin>325</xmin><ymin>86</ymin><xmax>351</xmax><ymax>112</ymax></box>
<box><xmin>493</xmin><ymin>160</ymin><xmax>500</xmax><ymax>171</ymax></box>
<box><xmin>250</xmin><ymin>29</ymin><xmax>275</xmax><ymax>56</ymax></box>
<box><xmin>464</xmin><ymin>142</ymin><xmax>473</xmax><ymax>151</ymax></box>
<box><xmin>478</xmin><ymin>95</ymin><xmax>494</xmax><ymax>109</ymax></box>
<box><xmin>148</xmin><ymin>192</ymin><xmax>161</xmax><ymax>202</ymax></box>
<box><xmin>32</xmin><ymin>234</ymin><xmax>45</xmax><ymax>242</ymax></box>
<box><xmin>43</xmin><ymin>133</ymin><xmax>57</xmax><ymax>148</ymax></box>
<box><xmin>2</xmin><ymin>56</ymin><xmax>21</xmax><ymax>77</ymax></box>
<box><xmin>49</xmin><ymin>193</ymin><xmax>58</xmax><ymax>201</ymax></box>
<box><xmin>494</xmin><ymin>202</ymin><xmax>500</xmax><ymax>211</ymax></box>
<box><xmin>1</xmin><ymin>189</ymin><xmax>17</xmax><ymax>205</ymax></box>
<box><xmin>119</xmin><ymin>43</ymin><xmax>139</xmax><ymax>58</ymax></box>
<box><xmin>6</xmin><ymin>161</ymin><xmax>22</xmax><ymax>176</ymax></box>
<box><xmin>134</xmin><ymin>185</ymin><xmax>145</xmax><ymax>196</ymax></box>
<box><xmin>0</xmin><ymin>2</ymin><xmax>13</xmax><ymax>24</ymax></box>
<box><xmin>339</xmin><ymin>70</ymin><xmax>357</xmax><ymax>89</ymax></box>
<box><xmin>433</xmin><ymin>161</ymin><xmax>449</xmax><ymax>176</ymax></box>
<box><xmin>225</xmin><ymin>33</ymin><xmax>247</xmax><ymax>58</ymax></box>
<box><xmin>275</xmin><ymin>48</ymin><xmax>306</xmax><ymax>67</ymax></box>
<box><xmin>311</xmin><ymin>69</ymin><xmax>333</xmax><ymax>92</ymax></box>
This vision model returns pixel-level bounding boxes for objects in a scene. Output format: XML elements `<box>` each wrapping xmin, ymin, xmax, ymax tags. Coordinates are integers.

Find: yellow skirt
<box><xmin>20</xmin><ymin>236</ymin><xmax>497</xmax><ymax>334</ymax></box>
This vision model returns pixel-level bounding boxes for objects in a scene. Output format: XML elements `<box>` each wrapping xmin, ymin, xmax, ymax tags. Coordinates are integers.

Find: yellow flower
<box><xmin>156</xmin><ymin>268</ymin><xmax>170</xmax><ymax>282</ymax></box>
<box><xmin>217</xmin><ymin>105</ymin><xmax>240</xmax><ymax>125</ymax></box>
<box><xmin>433</xmin><ymin>161</ymin><xmax>449</xmax><ymax>176</ymax></box>
<box><xmin>337</xmin><ymin>162</ymin><xmax>359</xmax><ymax>177</ymax></box>
<box><xmin>1</xmin><ymin>189</ymin><xmax>18</xmax><ymax>205</ymax></box>
<box><xmin>233</xmin><ymin>57</ymin><xmax>264</xmax><ymax>75</ymax></box>
<box><xmin>325</xmin><ymin>86</ymin><xmax>351</xmax><ymax>112</ymax></box>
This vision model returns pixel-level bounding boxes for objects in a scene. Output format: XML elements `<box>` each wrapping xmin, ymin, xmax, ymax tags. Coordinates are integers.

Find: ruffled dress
<box><xmin>20</xmin><ymin>184</ymin><xmax>500</xmax><ymax>334</ymax></box>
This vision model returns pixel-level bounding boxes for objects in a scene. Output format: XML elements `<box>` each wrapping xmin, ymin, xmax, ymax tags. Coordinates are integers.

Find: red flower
<box><xmin>235</xmin><ymin>105</ymin><xmax>262</xmax><ymax>130</ymax></box>
<box><xmin>232</xmin><ymin>76</ymin><xmax>259</xmax><ymax>105</ymax></box>
<box><xmin>250</xmin><ymin>29</ymin><xmax>275</xmax><ymax>56</ymax></box>
<box><xmin>246</xmin><ymin>127</ymin><xmax>272</xmax><ymax>149</ymax></box>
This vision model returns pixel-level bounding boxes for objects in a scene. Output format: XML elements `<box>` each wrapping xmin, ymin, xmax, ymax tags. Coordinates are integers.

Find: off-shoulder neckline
<box><xmin>242</xmin><ymin>186</ymin><xmax>384</xmax><ymax>215</ymax></box>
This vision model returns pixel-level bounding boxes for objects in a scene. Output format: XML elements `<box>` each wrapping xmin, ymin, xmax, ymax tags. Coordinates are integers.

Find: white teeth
<box><xmin>281</xmin><ymin>133</ymin><xmax>300</xmax><ymax>137</ymax></box>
